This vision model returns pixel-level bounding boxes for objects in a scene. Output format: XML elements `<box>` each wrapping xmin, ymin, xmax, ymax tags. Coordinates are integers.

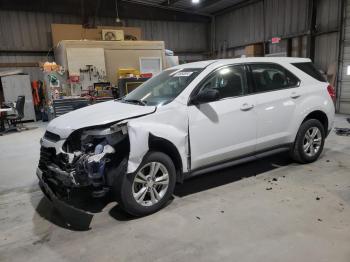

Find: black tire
<box><xmin>114</xmin><ymin>151</ymin><xmax>176</xmax><ymax>216</ymax></box>
<box><xmin>290</xmin><ymin>119</ymin><xmax>325</xmax><ymax>164</ymax></box>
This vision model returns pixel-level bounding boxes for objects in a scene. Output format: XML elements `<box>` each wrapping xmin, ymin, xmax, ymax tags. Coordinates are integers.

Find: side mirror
<box><xmin>192</xmin><ymin>89</ymin><xmax>220</xmax><ymax>105</ymax></box>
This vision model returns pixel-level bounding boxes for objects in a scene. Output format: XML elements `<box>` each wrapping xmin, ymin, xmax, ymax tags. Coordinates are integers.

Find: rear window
<box><xmin>250</xmin><ymin>63</ymin><xmax>300</xmax><ymax>93</ymax></box>
<box><xmin>292</xmin><ymin>62</ymin><xmax>327</xmax><ymax>82</ymax></box>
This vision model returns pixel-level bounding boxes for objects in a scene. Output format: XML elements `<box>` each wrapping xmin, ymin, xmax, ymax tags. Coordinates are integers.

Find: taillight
<box><xmin>327</xmin><ymin>85</ymin><xmax>336</xmax><ymax>102</ymax></box>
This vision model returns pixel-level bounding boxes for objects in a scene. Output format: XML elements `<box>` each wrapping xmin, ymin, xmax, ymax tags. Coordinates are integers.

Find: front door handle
<box><xmin>290</xmin><ymin>92</ymin><xmax>301</xmax><ymax>99</ymax></box>
<box><xmin>240</xmin><ymin>103</ymin><xmax>254</xmax><ymax>111</ymax></box>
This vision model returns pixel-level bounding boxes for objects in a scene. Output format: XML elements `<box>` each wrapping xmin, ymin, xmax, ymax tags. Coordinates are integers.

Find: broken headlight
<box><xmin>59</xmin><ymin>123</ymin><xmax>129</xmax><ymax>191</ymax></box>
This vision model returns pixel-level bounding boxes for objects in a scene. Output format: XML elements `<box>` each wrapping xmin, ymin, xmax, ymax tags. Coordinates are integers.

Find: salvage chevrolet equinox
<box><xmin>37</xmin><ymin>57</ymin><xmax>335</xmax><ymax>216</ymax></box>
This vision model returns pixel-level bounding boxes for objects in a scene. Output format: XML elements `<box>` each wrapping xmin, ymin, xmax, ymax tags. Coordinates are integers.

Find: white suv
<box><xmin>37</xmin><ymin>57</ymin><xmax>335</xmax><ymax>216</ymax></box>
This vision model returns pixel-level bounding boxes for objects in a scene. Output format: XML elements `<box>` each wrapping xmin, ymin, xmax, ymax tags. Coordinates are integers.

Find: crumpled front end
<box><xmin>37</xmin><ymin>123</ymin><xmax>130</xmax><ymax>204</ymax></box>
<box><xmin>37</xmin><ymin>102</ymin><xmax>190</xmax><ymax>219</ymax></box>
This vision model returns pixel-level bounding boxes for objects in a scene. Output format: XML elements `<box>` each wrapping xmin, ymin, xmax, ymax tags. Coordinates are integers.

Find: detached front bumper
<box><xmin>36</xmin><ymin>168</ymin><xmax>93</xmax><ymax>229</ymax></box>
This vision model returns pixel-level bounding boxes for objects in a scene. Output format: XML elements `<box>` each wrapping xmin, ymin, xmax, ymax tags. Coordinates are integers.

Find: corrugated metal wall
<box><xmin>316</xmin><ymin>0</ymin><xmax>341</xmax><ymax>31</ymax></box>
<box><xmin>264</xmin><ymin>0</ymin><xmax>309</xmax><ymax>39</ymax></box>
<box><xmin>314</xmin><ymin>0</ymin><xmax>342</xmax><ymax>72</ymax></box>
<box><xmin>339</xmin><ymin>0</ymin><xmax>350</xmax><ymax>114</ymax></box>
<box><xmin>215</xmin><ymin>0</ymin><xmax>309</xmax><ymax>50</ymax></box>
<box><xmin>314</xmin><ymin>32</ymin><xmax>339</xmax><ymax>72</ymax></box>
<box><xmin>215</xmin><ymin>0</ymin><xmax>340</xmax><ymax>66</ymax></box>
<box><xmin>215</xmin><ymin>1</ymin><xmax>264</xmax><ymax>49</ymax></box>
<box><xmin>0</xmin><ymin>11</ymin><xmax>81</xmax><ymax>52</ymax></box>
<box><xmin>0</xmin><ymin>10</ymin><xmax>209</xmax><ymax>52</ymax></box>
<box><xmin>126</xmin><ymin>19</ymin><xmax>208</xmax><ymax>53</ymax></box>
<box><xmin>0</xmin><ymin>10</ymin><xmax>209</xmax><ymax>80</ymax></box>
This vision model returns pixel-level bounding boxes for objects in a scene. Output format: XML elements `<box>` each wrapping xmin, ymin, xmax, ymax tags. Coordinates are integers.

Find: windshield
<box><xmin>122</xmin><ymin>68</ymin><xmax>202</xmax><ymax>106</ymax></box>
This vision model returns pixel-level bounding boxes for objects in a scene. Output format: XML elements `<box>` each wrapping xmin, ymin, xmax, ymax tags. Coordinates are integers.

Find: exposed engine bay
<box><xmin>39</xmin><ymin>123</ymin><xmax>130</xmax><ymax>198</ymax></box>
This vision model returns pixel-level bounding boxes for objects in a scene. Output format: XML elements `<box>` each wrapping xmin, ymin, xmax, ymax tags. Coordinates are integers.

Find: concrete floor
<box><xmin>0</xmin><ymin>116</ymin><xmax>350</xmax><ymax>262</ymax></box>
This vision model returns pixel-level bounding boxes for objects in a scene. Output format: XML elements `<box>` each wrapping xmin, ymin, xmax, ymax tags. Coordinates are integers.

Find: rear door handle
<box><xmin>240</xmin><ymin>103</ymin><xmax>254</xmax><ymax>111</ymax></box>
<box><xmin>290</xmin><ymin>92</ymin><xmax>301</xmax><ymax>99</ymax></box>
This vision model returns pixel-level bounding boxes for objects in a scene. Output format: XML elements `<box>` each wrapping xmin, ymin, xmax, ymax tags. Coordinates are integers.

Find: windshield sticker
<box><xmin>173</xmin><ymin>72</ymin><xmax>194</xmax><ymax>77</ymax></box>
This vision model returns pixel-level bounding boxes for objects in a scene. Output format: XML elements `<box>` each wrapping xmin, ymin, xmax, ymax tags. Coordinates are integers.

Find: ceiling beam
<box><xmin>194</xmin><ymin>0</ymin><xmax>222</xmax><ymax>9</ymax></box>
<box><xmin>160</xmin><ymin>0</ymin><xmax>182</xmax><ymax>6</ymax></box>
<box><xmin>122</xmin><ymin>0</ymin><xmax>211</xmax><ymax>17</ymax></box>
<box><xmin>213</xmin><ymin>0</ymin><xmax>261</xmax><ymax>15</ymax></box>
<box><xmin>190</xmin><ymin>0</ymin><xmax>250</xmax><ymax>13</ymax></box>
<box><xmin>0</xmin><ymin>0</ymin><xmax>211</xmax><ymax>22</ymax></box>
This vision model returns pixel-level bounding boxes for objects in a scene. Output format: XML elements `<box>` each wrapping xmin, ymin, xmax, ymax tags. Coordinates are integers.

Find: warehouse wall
<box><xmin>314</xmin><ymin>32</ymin><xmax>339</xmax><ymax>72</ymax></box>
<box><xmin>0</xmin><ymin>10</ymin><xmax>209</xmax><ymax>81</ymax></box>
<box><xmin>339</xmin><ymin>0</ymin><xmax>350</xmax><ymax>114</ymax></box>
<box><xmin>215</xmin><ymin>0</ymin><xmax>341</xmax><ymax>65</ymax></box>
<box><xmin>264</xmin><ymin>0</ymin><xmax>309</xmax><ymax>39</ymax></box>
<box><xmin>215</xmin><ymin>1</ymin><xmax>264</xmax><ymax>50</ymax></box>
<box><xmin>215</xmin><ymin>0</ymin><xmax>309</xmax><ymax>51</ymax></box>
<box><xmin>317</xmin><ymin>0</ymin><xmax>341</xmax><ymax>31</ymax></box>
<box><xmin>314</xmin><ymin>0</ymin><xmax>342</xmax><ymax>72</ymax></box>
<box><xmin>126</xmin><ymin>19</ymin><xmax>208</xmax><ymax>53</ymax></box>
<box><xmin>0</xmin><ymin>10</ymin><xmax>209</xmax><ymax>52</ymax></box>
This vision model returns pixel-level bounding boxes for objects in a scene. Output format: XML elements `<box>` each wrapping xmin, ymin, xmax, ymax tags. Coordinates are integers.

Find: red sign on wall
<box><xmin>271</xmin><ymin>37</ymin><xmax>281</xmax><ymax>44</ymax></box>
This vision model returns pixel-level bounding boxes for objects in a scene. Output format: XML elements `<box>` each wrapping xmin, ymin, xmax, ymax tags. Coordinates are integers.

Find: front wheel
<box><xmin>290</xmin><ymin>119</ymin><xmax>325</xmax><ymax>164</ymax></box>
<box><xmin>115</xmin><ymin>151</ymin><xmax>176</xmax><ymax>216</ymax></box>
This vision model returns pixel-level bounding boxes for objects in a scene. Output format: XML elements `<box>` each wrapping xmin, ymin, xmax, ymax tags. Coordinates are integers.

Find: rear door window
<box><xmin>249</xmin><ymin>63</ymin><xmax>300</xmax><ymax>93</ymax></box>
<box><xmin>292</xmin><ymin>62</ymin><xmax>327</xmax><ymax>82</ymax></box>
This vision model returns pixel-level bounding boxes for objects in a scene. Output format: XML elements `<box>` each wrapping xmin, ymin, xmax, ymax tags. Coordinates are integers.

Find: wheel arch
<box><xmin>148</xmin><ymin>133</ymin><xmax>184</xmax><ymax>183</ymax></box>
<box><xmin>302</xmin><ymin>110</ymin><xmax>329</xmax><ymax>135</ymax></box>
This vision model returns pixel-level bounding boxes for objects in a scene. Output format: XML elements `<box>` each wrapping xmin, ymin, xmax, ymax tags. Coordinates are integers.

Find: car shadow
<box><xmin>174</xmin><ymin>152</ymin><xmax>292</xmax><ymax>197</ymax></box>
<box><xmin>31</xmin><ymin>186</ymin><xmax>112</xmax><ymax>231</ymax></box>
<box><xmin>32</xmin><ymin>152</ymin><xmax>293</xmax><ymax>230</ymax></box>
<box><xmin>108</xmin><ymin>204</ymin><xmax>139</xmax><ymax>221</ymax></box>
<box><xmin>197</xmin><ymin>104</ymin><xmax>219</xmax><ymax>123</ymax></box>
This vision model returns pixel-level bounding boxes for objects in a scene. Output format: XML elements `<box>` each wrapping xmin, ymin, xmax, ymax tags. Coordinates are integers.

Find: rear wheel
<box><xmin>115</xmin><ymin>151</ymin><xmax>176</xmax><ymax>216</ymax></box>
<box><xmin>290</xmin><ymin>119</ymin><xmax>325</xmax><ymax>163</ymax></box>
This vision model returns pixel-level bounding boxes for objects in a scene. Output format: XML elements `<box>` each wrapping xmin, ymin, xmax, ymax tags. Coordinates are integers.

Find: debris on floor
<box><xmin>334</xmin><ymin>128</ymin><xmax>350</xmax><ymax>136</ymax></box>
<box><xmin>266</xmin><ymin>187</ymin><xmax>272</xmax><ymax>191</ymax></box>
<box><xmin>316</xmin><ymin>197</ymin><xmax>321</xmax><ymax>201</ymax></box>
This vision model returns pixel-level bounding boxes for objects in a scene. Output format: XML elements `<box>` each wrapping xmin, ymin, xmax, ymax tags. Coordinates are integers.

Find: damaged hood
<box><xmin>47</xmin><ymin>101</ymin><xmax>156</xmax><ymax>139</ymax></box>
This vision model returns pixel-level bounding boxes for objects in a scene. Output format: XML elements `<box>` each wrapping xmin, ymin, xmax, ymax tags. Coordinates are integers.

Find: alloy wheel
<box><xmin>303</xmin><ymin>127</ymin><xmax>322</xmax><ymax>157</ymax></box>
<box><xmin>132</xmin><ymin>162</ymin><xmax>170</xmax><ymax>207</ymax></box>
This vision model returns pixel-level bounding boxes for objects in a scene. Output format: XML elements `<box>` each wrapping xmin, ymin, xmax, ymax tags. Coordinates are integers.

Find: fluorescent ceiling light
<box><xmin>192</xmin><ymin>0</ymin><xmax>200</xmax><ymax>4</ymax></box>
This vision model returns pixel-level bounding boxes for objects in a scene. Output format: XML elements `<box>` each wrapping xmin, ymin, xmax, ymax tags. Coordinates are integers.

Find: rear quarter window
<box><xmin>292</xmin><ymin>62</ymin><xmax>327</xmax><ymax>82</ymax></box>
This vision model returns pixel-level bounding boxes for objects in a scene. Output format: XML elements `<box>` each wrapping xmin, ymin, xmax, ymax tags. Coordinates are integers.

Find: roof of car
<box><xmin>171</xmin><ymin>60</ymin><xmax>217</xmax><ymax>69</ymax></box>
<box><xmin>171</xmin><ymin>57</ymin><xmax>311</xmax><ymax>69</ymax></box>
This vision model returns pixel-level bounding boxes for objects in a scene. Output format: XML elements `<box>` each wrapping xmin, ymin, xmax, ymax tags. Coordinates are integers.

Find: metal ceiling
<box><xmin>0</xmin><ymin>0</ymin><xmax>249</xmax><ymax>21</ymax></box>
<box><xmin>122</xmin><ymin>0</ymin><xmax>247</xmax><ymax>14</ymax></box>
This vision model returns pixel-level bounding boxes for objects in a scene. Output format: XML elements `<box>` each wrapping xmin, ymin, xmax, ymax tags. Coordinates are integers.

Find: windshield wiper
<box><xmin>122</xmin><ymin>99</ymin><xmax>147</xmax><ymax>106</ymax></box>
